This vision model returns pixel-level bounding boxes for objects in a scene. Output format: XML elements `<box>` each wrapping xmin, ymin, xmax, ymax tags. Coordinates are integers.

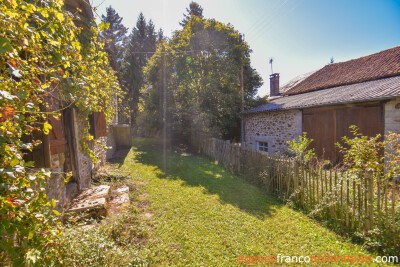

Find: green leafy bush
<box><xmin>337</xmin><ymin>125</ymin><xmax>383</xmax><ymax>173</ymax></box>
<box><xmin>384</xmin><ymin>132</ymin><xmax>400</xmax><ymax>181</ymax></box>
<box><xmin>287</xmin><ymin>132</ymin><xmax>316</xmax><ymax>163</ymax></box>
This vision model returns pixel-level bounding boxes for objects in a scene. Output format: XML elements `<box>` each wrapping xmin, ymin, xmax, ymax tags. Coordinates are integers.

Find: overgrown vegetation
<box><xmin>285</xmin><ymin>127</ymin><xmax>400</xmax><ymax>255</ymax></box>
<box><xmin>58</xmin><ymin>187</ymin><xmax>149</xmax><ymax>266</ymax></box>
<box><xmin>0</xmin><ymin>0</ymin><xmax>119</xmax><ymax>264</ymax></box>
<box><xmin>335</xmin><ymin>127</ymin><xmax>399</xmax><ymax>254</ymax></box>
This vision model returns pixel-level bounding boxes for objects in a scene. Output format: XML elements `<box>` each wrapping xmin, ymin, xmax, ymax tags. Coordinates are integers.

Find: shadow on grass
<box><xmin>107</xmin><ymin>148</ymin><xmax>132</xmax><ymax>167</ymax></box>
<box><xmin>131</xmin><ymin>138</ymin><xmax>283</xmax><ymax>218</ymax></box>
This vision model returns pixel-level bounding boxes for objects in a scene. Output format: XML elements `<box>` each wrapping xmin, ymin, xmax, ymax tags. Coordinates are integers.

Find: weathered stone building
<box><xmin>242</xmin><ymin>46</ymin><xmax>400</xmax><ymax>162</ymax></box>
<box><xmin>25</xmin><ymin>0</ymin><xmax>117</xmax><ymax>209</ymax></box>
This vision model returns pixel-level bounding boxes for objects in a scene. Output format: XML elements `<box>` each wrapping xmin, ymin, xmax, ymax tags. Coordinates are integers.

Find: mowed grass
<box><xmin>118</xmin><ymin>138</ymin><xmax>377</xmax><ymax>266</ymax></box>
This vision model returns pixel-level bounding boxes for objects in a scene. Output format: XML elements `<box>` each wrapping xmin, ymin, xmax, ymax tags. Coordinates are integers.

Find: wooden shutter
<box><xmin>45</xmin><ymin>93</ymin><xmax>67</xmax><ymax>155</ymax></box>
<box><xmin>48</xmin><ymin>114</ymin><xmax>67</xmax><ymax>155</ymax></box>
<box><xmin>89</xmin><ymin>112</ymin><xmax>107</xmax><ymax>138</ymax></box>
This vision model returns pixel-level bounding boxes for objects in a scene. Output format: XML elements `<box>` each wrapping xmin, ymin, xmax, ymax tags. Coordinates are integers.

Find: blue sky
<box><xmin>90</xmin><ymin>0</ymin><xmax>400</xmax><ymax>96</ymax></box>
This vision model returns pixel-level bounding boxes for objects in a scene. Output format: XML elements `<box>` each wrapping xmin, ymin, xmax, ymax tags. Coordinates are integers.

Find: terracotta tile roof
<box><xmin>243</xmin><ymin>76</ymin><xmax>400</xmax><ymax>114</ymax></box>
<box><xmin>284</xmin><ymin>46</ymin><xmax>400</xmax><ymax>96</ymax></box>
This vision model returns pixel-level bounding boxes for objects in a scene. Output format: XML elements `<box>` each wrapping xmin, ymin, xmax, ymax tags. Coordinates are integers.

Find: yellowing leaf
<box><xmin>55</xmin><ymin>12</ymin><xmax>64</xmax><ymax>22</ymax></box>
<box><xmin>49</xmin><ymin>40</ymin><xmax>60</xmax><ymax>47</ymax></box>
<box><xmin>71</xmin><ymin>41</ymin><xmax>81</xmax><ymax>51</ymax></box>
<box><xmin>43</xmin><ymin>121</ymin><xmax>52</xmax><ymax>135</ymax></box>
<box><xmin>53</xmin><ymin>209</ymin><xmax>60</xmax><ymax>216</ymax></box>
<box><xmin>52</xmin><ymin>113</ymin><xmax>61</xmax><ymax>120</ymax></box>
<box><xmin>9</xmin><ymin>157</ymin><xmax>19</xmax><ymax>167</ymax></box>
<box><xmin>7</xmin><ymin>0</ymin><xmax>17</xmax><ymax>8</ymax></box>
<box><xmin>98</xmin><ymin>22</ymin><xmax>110</xmax><ymax>31</ymax></box>
<box><xmin>51</xmin><ymin>199</ymin><xmax>57</xmax><ymax>208</ymax></box>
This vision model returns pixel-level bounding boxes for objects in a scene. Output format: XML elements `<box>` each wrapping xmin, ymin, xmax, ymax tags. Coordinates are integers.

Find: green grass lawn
<box><xmin>117</xmin><ymin>138</ymin><xmax>378</xmax><ymax>266</ymax></box>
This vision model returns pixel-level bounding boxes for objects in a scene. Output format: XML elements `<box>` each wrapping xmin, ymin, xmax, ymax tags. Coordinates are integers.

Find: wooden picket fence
<box><xmin>195</xmin><ymin>137</ymin><xmax>400</xmax><ymax>235</ymax></box>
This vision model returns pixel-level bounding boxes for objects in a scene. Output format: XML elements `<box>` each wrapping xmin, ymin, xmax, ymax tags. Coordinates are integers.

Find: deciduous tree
<box><xmin>141</xmin><ymin>15</ymin><xmax>263</xmax><ymax>141</ymax></box>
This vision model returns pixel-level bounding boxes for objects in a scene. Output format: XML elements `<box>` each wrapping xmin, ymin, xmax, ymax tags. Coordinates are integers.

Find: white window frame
<box><xmin>257</xmin><ymin>141</ymin><xmax>269</xmax><ymax>152</ymax></box>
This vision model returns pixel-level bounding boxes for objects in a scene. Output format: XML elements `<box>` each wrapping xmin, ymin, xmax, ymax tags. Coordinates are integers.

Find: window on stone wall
<box><xmin>257</xmin><ymin>141</ymin><xmax>269</xmax><ymax>152</ymax></box>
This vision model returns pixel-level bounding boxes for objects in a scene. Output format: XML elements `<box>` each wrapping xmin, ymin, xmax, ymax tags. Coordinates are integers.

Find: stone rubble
<box><xmin>65</xmin><ymin>184</ymin><xmax>130</xmax><ymax>220</ymax></box>
<box><xmin>108</xmin><ymin>186</ymin><xmax>130</xmax><ymax>217</ymax></box>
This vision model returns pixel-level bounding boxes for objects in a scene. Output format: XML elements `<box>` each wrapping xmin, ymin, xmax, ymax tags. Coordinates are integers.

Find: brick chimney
<box><xmin>269</xmin><ymin>73</ymin><xmax>280</xmax><ymax>97</ymax></box>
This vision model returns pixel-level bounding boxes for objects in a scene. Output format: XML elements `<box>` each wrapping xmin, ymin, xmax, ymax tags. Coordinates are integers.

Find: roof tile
<box><xmin>284</xmin><ymin>46</ymin><xmax>400</xmax><ymax>95</ymax></box>
<box><xmin>244</xmin><ymin>76</ymin><xmax>400</xmax><ymax>114</ymax></box>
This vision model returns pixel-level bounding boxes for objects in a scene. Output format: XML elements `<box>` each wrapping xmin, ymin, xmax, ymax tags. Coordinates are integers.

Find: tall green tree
<box><xmin>100</xmin><ymin>6</ymin><xmax>127</xmax><ymax>76</ymax></box>
<box><xmin>121</xmin><ymin>13</ymin><xmax>160</xmax><ymax>126</ymax></box>
<box><xmin>141</xmin><ymin>14</ymin><xmax>263</xmax><ymax>141</ymax></box>
<box><xmin>157</xmin><ymin>28</ymin><xmax>165</xmax><ymax>42</ymax></box>
<box><xmin>180</xmin><ymin>1</ymin><xmax>204</xmax><ymax>26</ymax></box>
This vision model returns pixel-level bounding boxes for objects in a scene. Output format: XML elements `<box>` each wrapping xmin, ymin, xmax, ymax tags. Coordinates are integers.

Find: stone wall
<box><xmin>74</xmin><ymin>110</ymin><xmax>93</xmax><ymax>190</ymax></box>
<box><xmin>46</xmin><ymin>153</ymin><xmax>66</xmax><ymax>210</ymax></box>
<box><xmin>74</xmin><ymin>111</ymin><xmax>114</xmax><ymax>186</ymax></box>
<box><xmin>93</xmin><ymin>136</ymin><xmax>107</xmax><ymax>170</ymax></box>
<box><xmin>384</xmin><ymin>98</ymin><xmax>400</xmax><ymax>181</ymax></box>
<box><xmin>106</xmin><ymin>126</ymin><xmax>117</xmax><ymax>160</ymax></box>
<box><xmin>385</xmin><ymin>98</ymin><xmax>400</xmax><ymax>134</ymax></box>
<box><xmin>243</xmin><ymin>109</ymin><xmax>302</xmax><ymax>154</ymax></box>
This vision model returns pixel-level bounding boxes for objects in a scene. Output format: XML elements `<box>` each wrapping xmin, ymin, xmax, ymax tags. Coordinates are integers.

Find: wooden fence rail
<box><xmin>195</xmin><ymin>137</ymin><xmax>399</xmax><ymax>235</ymax></box>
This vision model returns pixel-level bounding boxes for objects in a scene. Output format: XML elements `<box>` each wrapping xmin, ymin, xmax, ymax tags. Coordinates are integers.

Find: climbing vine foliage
<box><xmin>0</xmin><ymin>0</ymin><xmax>120</xmax><ymax>265</ymax></box>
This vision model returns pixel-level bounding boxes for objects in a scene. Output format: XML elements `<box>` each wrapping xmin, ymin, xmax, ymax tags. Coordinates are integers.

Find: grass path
<box><xmin>118</xmin><ymin>138</ymin><xmax>376</xmax><ymax>266</ymax></box>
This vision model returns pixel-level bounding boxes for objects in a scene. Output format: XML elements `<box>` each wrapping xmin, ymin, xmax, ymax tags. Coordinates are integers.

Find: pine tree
<box><xmin>157</xmin><ymin>28</ymin><xmax>165</xmax><ymax>43</ymax></box>
<box><xmin>121</xmin><ymin>13</ymin><xmax>161</xmax><ymax>127</ymax></box>
<box><xmin>180</xmin><ymin>1</ymin><xmax>204</xmax><ymax>26</ymax></box>
<box><xmin>100</xmin><ymin>6</ymin><xmax>127</xmax><ymax>77</ymax></box>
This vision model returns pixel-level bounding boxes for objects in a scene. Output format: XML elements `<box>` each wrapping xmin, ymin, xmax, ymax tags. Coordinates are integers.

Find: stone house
<box><xmin>242</xmin><ymin>46</ymin><xmax>400</xmax><ymax>162</ymax></box>
<box><xmin>24</xmin><ymin>0</ymin><xmax>117</xmax><ymax>209</ymax></box>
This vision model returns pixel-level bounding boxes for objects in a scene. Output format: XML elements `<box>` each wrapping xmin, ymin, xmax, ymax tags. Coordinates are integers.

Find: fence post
<box><xmin>237</xmin><ymin>146</ymin><xmax>241</xmax><ymax>174</ymax></box>
<box><xmin>364</xmin><ymin>174</ymin><xmax>368</xmax><ymax>232</ymax></box>
<box><xmin>391</xmin><ymin>174</ymin><xmax>396</xmax><ymax>229</ymax></box>
<box><xmin>346</xmin><ymin>174</ymin><xmax>350</xmax><ymax>228</ymax></box>
<box><xmin>368</xmin><ymin>172</ymin><xmax>374</xmax><ymax>231</ymax></box>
